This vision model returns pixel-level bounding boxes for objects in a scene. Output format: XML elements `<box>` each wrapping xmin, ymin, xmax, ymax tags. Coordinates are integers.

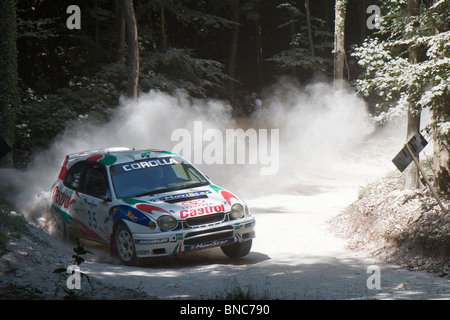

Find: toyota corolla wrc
<box><xmin>50</xmin><ymin>147</ymin><xmax>256</xmax><ymax>265</ymax></box>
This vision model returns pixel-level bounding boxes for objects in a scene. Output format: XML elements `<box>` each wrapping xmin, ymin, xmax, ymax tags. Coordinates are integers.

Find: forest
<box><xmin>0</xmin><ymin>0</ymin><xmax>449</xmax><ymax>193</ymax></box>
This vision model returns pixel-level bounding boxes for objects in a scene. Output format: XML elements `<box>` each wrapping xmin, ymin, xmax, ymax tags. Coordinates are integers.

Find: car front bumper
<box><xmin>132</xmin><ymin>216</ymin><xmax>256</xmax><ymax>258</ymax></box>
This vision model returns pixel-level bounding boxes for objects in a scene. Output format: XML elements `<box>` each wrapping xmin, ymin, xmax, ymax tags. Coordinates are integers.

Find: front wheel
<box><xmin>221</xmin><ymin>240</ymin><xmax>252</xmax><ymax>258</ymax></box>
<box><xmin>114</xmin><ymin>223</ymin><xmax>138</xmax><ymax>266</ymax></box>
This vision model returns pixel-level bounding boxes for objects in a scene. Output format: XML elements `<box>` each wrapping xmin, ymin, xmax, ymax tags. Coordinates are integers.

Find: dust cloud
<box><xmin>0</xmin><ymin>79</ymin><xmax>406</xmax><ymax>222</ymax></box>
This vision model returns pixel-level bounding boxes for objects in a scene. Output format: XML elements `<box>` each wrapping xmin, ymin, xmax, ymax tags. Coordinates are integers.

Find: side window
<box><xmin>172</xmin><ymin>164</ymin><xmax>205</xmax><ymax>182</ymax></box>
<box><xmin>185</xmin><ymin>166</ymin><xmax>205</xmax><ymax>181</ymax></box>
<box><xmin>171</xmin><ymin>165</ymin><xmax>189</xmax><ymax>181</ymax></box>
<box><xmin>63</xmin><ymin>162</ymin><xmax>85</xmax><ymax>190</ymax></box>
<box><xmin>84</xmin><ymin>165</ymin><xmax>110</xmax><ymax>199</ymax></box>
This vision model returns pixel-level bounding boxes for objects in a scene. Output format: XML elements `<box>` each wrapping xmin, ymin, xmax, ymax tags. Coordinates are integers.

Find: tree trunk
<box><xmin>305</xmin><ymin>0</ymin><xmax>315</xmax><ymax>57</ymax></box>
<box><xmin>114</xmin><ymin>0</ymin><xmax>126</xmax><ymax>61</ymax></box>
<box><xmin>288</xmin><ymin>18</ymin><xmax>297</xmax><ymax>78</ymax></box>
<box><xmin>160</xmin><ymin>6</ymin><xmax>167</xmax><ymax>50</ymax></box>
<box><xmin>227</xmin><ymin>0</ymin><xmax>240</xmax><ymax>99</ymax></box>
<box><xmin>433</xmin><ymin>108</ymin><xmax>450</xmax><ymax>193</ymax></box>
<box><xmin>94</xmin><ymin>0</ymin><xmax>99</xmax><ymax>54</ymax></box>
<box><xmin>359</xmin><ymin>0</ymin><xmax>367</xmax><ymax>43</ymax></box>
<box><xmin>0</xmin><ymin>0</ymin><xmax>18</xmax><ymax>168</ymax></box>
<box><xmin>333</xmin><ymin>0</ymin><xmax>347</xmax><ymax>85</ymax></box>
<box><xmin>255</xmin><ymin>18</ymin><xmax>263</xmax><ymax>90</ymax></box>
<box><xmin>253</xmin><ymin>1</ymin><xmax>263</xmax><ymax>91</ymax></box>
<box><xmin>403</xmin><ymin>0</ymin><xmax>421</xmax><ymax>190</ymax></box>
<box><xmin>431</xmin><ymin>0</ymin><xmax>450</xmax><ymax>194</ymax></box>
<box><xmin>122</xmin><ymin>0</ymin><xmax>139</xmax><ymax>100</ymax></box>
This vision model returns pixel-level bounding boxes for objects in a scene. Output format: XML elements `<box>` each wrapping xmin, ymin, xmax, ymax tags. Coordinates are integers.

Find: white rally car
<box><xmin>50</xmin><ymin>148</ymin><xmax>255</xmax><ymax>265</ymax></box>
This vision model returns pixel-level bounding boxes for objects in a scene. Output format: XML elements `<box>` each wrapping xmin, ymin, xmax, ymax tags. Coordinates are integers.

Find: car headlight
<box><xmin>158</xmin><ymin>215</ymin><xmax>177</xmax><ymax>230</ymax></box>
<box><xmin>230</xmin><ymin>203</ymin><xmax>244</xmax><ymax>220</ymax></box>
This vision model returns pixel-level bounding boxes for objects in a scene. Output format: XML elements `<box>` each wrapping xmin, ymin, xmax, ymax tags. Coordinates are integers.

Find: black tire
<box><xmin>221</xmin><ymin>240</ymin><xmax>252</xmax><ymax>258</ymax></box>
<box><xmin>114</xmin><ymin>223</ymin><xmax>138</xmax><ymax>266</ymax></box>
<box><xmin>52</xmin><ymin>208</ymin><xmax>68</xmax><ymax>242</ymax></box>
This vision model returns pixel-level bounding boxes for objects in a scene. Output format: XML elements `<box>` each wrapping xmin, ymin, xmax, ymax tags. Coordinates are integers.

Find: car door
<box><xmin>61</xmin><ymin>161</ymin><xmax>88</xmax><ymax>238</ymax></box>
<box><xmin>76</xmin><ymin>163</ymin><xmax>113</xmax><ymax>243</ymax></box>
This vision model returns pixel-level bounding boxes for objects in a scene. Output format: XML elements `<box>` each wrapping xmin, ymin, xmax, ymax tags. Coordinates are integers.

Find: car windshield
<box><xmin>109</xmin><ymin>157</ymin><xmax>209</xmax><ymax>199</ymax></box>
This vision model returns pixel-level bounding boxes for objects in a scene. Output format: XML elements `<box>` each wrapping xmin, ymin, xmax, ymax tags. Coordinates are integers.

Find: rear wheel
<box><xmin>221</xmin><ymin>240</ymin><xmax>252</xmax><ymax>258</ymax></box>
<box><xmin>52</xmin><ymin>209</ymin><xmax>68</xmax><ymax>241</ymax></box>
<box><xmin>115</xmin><ymin>223</ymin><xmax>137</xmax><ymax>266</ymax></box>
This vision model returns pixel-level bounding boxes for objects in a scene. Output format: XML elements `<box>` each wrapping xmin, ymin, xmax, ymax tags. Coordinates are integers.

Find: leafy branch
<box><xmin>53</xmin><ymin>239</ymin><xmax>94</xmax><ymax>299</ymax></box>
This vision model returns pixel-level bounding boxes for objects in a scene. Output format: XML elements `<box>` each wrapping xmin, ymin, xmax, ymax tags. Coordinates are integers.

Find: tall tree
<box><xmin>114</xmin><ymin>0</ymin><xmax>126</xmax><ymax>61</ymax></box>
<box><xmin>305</xmin><ymin>0</ymin><xmax>315</xmax><ymax>57</ymax></box>
<box><xmin>122</xmin><ymin>0</ymin><xmax>139</xmax><ymax>99</ymax></box>
<box><xmin>254</xmin><ymin>0</ymin><xmax>264</xmax><ymax>90</ymax></box>
<box><xmin>267</xmin><ymin>1</ymin><xmax>334</xmax><ymax>78</ymax></box>
<box><xmin>160</xmin><ymin>6</ymin><xmax>167</xmax><ymax>50</ymax></box>
<box><xmin>431</xmin><ymin>0</ymin><xmax>450</xmax><ymax>193</ymax></box>
<box><xmin>227</xmin><ymin>0</ymin><xmax>240</xmax><ymax>99</ymax></box>
<box><xmin>0</xmin><ymin>0</ymin><xmax>18</xmax><ymax>167</ymax></box>
<box><xmin>333</xmin><ymin>0</ymin><xmax>347</xmax><ymax>85</ymax></box>
<box><xmin>403</xmin><ymin>0</ymin><xmax>422</xmax><ymax>189</ymax></box>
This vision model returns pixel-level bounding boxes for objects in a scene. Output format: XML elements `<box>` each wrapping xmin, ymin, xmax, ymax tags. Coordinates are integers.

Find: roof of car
<box><xmin>66</xmin><ymin>147</ymin><xmax>180</xmax><ymax>167</ymax></box>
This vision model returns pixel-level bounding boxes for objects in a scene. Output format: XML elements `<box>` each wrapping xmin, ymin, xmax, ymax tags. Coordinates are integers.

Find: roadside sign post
<box><xmin>392</xmin><ymin>132</ymin><xmax>448</xmax><ymax>214</ymax></box>
<box><xmin>404</xmin><ymin>143</ymin><xmax>448</xmax><ymax>214</ymax></box>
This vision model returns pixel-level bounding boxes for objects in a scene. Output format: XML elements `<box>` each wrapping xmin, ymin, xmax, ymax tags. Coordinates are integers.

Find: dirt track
<box><xmin>78</xmin><ymin>183</ymin><xmax>449</xmax><ymax>300</ymax></box>
<box><xmin>1</xmin><ymin>168</ymin><xmax>449</xmax><ymax>300</ymax></box>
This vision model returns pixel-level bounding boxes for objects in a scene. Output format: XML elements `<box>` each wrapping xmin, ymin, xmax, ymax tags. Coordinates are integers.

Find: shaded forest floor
<box><xmin>330</xmin><ymin>173</ymin><xmax>450</xmax><ymax>277</ymax></box>
<box><xmin>0</xmin><ymin>202</ymin><xmax>151</xmax><ymax>299</ymax></box>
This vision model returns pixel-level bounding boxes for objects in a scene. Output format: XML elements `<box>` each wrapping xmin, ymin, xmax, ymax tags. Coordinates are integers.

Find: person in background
<box><xmin>250</xmin><ymin>91</ymin><xmax>262</xmax><ymax>118</ymax></box>
<box><xmin>230</xmin><ymin>96</ymin><xmax>245</xmax><ymax>118</ymax></box>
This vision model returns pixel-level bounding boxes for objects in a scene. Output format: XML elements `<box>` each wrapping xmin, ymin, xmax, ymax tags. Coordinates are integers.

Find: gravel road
<box><xmin>1</xmin><ymin>161</ymin><xmax>449</xmax><ymax>300</ymax></box>
<box><xmin>79</xmin><ymin>182</ymin><xmax>449</xmax><ymax>300</ymax></box>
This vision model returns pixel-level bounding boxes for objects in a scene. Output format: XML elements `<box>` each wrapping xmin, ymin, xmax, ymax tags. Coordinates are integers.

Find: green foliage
<box><xmin>352</xmin><ymin>0</ymin><xmax>450</xmax><ymax>193</ymax></box>
<box><xmin>17</xmin><ymin>17</ymin><xmax>58</xmax><ymax>39</ymax></box>
<box><xmin>52</xmin><ymin>239</ymin><xmax>94</xmax><ymax>271</ymax></box>
<box><xmin>12</xmin><ymin>0</ymin><xmax>236</xmax><ymax>166</ymax></box>
<box><xmin>0</xmin><ymin>0</ymin><xmax>19</xmax><ymax>157</ymax></box>
<box><xmin>149</xmin><ymin>0</ymin><xmax>232</xmax><ymax>28</ymax></box>
<box><xmin>267</xmin><ymin>2</ymin><xmax>333</xmax><ymax>74</ymax></box>
<box><xmin>15</xmin><ymin>62</ymin><xmax>124</xmax><ymax>167</ymax></box>
<box><xmin>140</xmin><ymin>47</ymin><xmax>229</xmax><ymax>97</ymax></box>
<box><xmin>71</xmin><ymin>239</ymin><xmax>94</xmax><ymax>266</ymax></box>
<box><xmin>352</xmin><ymin>0</ymin><xmax>450</xmax><ymax>124</ymax></box>
<box><xmin>268</xmin><ymin>48</ymin><xmax>332</xmax><ymax>72</ymax></box>
<box><xmin>53</xmin><ymin>239</ymin><xmax>94</xmax><ymax>299</ymax></box>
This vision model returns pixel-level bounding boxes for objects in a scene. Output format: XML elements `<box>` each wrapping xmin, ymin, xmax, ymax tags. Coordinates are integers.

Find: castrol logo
<box><xmin>52</xmin><ymin>186</ymin><xmax>72</xmax><ymax>209</ymax></box>
<box><xmin>180</xmin><ymin>204</ymin><xmax>225</xmax><ymax>219</ymax></box>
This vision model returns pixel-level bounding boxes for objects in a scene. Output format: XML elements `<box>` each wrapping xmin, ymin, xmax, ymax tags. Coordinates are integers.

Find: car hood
<box><xmin>115</xmin><ymin>184</ymin><xmax>243</xmax><ymax>221</ymax></box>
